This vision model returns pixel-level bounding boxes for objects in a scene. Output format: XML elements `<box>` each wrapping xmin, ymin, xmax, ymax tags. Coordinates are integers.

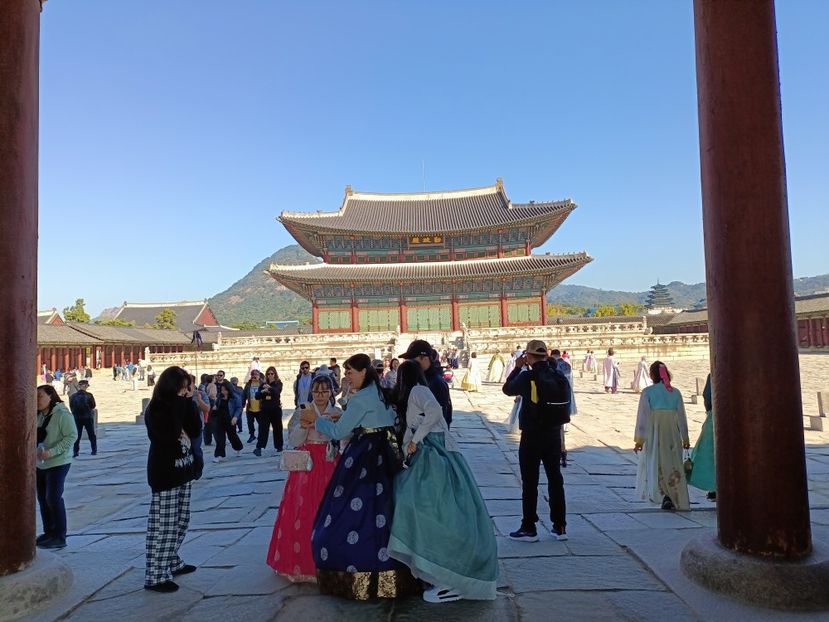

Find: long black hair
<box><xmin>392</xmin><ymin>360</ymin><xmax>428</xmax><ymax>420</ymax></box>
<box><xmin>344</xmin><ymin>353</ymin><xmax>388</xmax><ymax>405</ymax></box>
<box><xmin>152</xmin><ymin>366</ymin><xmax>190</xmax><ymax>403</ymax></box>
<box><xmin>37</xmin><ymin>384</ymin><xmax>63</xmax><ymax>415</ymax></box>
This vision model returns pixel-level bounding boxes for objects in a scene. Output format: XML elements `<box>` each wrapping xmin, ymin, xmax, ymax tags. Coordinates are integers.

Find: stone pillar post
<box><xmin>694</xmin><ymin>0</ymin><xmax>810</xmax><ymax>559</ymax></box>
<box><xmin>0</xmin><ymin>0</ymin><xmax>39</xmax><ymax>576</ymax></box>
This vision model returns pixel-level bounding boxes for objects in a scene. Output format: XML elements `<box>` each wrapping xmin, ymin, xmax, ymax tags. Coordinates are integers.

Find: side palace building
<box><xmin>268</xmin><ymin>179</ymin><xmax>592</xmax><ymax>333</ymax></box>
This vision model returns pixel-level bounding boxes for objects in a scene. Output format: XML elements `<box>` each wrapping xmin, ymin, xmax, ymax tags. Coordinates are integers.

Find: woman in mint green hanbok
<box><xmin>389</xmin><ymin>361</ymin><xmax>498</xmax><ymax>603</ymax></box>
<box><xmin>688</xmin><ymin>374</ymin><xmax>716</xmax><ymax>500</ymax></box>
<box><xmin>634</xmin><ymin>362</ymin><xmax>690</xmax><ymax>511</ymax></box>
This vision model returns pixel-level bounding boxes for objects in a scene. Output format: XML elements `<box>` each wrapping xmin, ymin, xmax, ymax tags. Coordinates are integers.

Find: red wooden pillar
<box><xmin>120</xmin><ymin>345</ymin><xmax>125</xmax><ymax>365</ymax></box>
<box><xmin>35</xmin><ymin>348</ymin><xmax>41</xmax><ymax>377</ymax></box>
<box><xmin>500</xmin><ymin>296</ymin><xmax>509</xmax><ymax>327</ymax></box>
<box><xmin>540</xmin><ymin>292</ymin><xmax>548</xmax><ymax>325</ymax></box>
<box><xmin>49</xmin><ymin>348</ymin><xmax>56</xmax><ymax>372</ymax></box>
<box><xmin>524</xmin><ymin>239</ymin><xmax>531</xmax><ymax>256</ymax></box>
<box><xmin>694</xmin><ymin>0</ymin><xmax>810</xmax><ymax>557</ymax></box>
<box><xmin>809</xmin><ymin>319</ymin><xmax>819</xmax><ymax>348</ymax></box>
<box><xmin>76</xmin><ymin>348</ymin><xmax>83</xmax><ymax>369</ymax></box>
<box><xmin>0</xmin><ymin>0</ymin><xmax>40</xmax><ymax>576</ymax></box>
<box><xmin>822</xmin><ymin>316</ymin><xmax>829</xmax><ymax>347</ymax></box>
<box><xmin>312</xmin><ymin>302</ymin><xmax>319</xmax><ymax>333</ymax></box>
<box><xmin>62</xmin><ymin>347</ymin><xmax>69</xmax><ymax>370</ymax></box>
<box><xmin>351</xmin><ymin>302</ymin><xmax>359</xmax><ymax>333</ymax></box>
<box><xmin>399</xmin><ymin>300</ymin><xmax>408</xmax><ymax>333</ymax></box>
<box><xmin>451</xmin><ymin>298</ymin><xmax>459</xmax><ymax>332</ymax></box>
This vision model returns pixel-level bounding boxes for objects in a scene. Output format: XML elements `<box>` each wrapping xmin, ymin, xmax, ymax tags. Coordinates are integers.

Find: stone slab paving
<box><xmin>23</xmin><ymin>354</ymin><xmax>829</xmax><ymax>620</ymax></box>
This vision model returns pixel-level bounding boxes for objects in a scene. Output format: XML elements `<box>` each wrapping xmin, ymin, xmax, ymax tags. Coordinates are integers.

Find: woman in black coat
<box><xmin>144</xmin><ymin>366</ymin><xmax>202</xmax><ymax>593</ymax></box>
<box><xmin>253</xmin><ymin>366</ymin><xmax>284</xmax><ymax>456</ymax></box>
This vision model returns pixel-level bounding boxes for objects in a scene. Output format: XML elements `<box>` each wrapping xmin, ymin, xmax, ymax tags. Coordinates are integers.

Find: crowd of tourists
<box><xmin>32</xmin><ymin>334</ymin><xmax>717</xmax><ymax>602</ymax></box>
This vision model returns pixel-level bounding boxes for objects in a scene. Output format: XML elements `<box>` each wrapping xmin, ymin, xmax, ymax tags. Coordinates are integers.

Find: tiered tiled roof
<box><xmin>268</xmin><ymin>253</ymin><xmax>592</xmax><ymax>297</ymax></box>
<box><xmin>279</xmin><ymin>181</ymin><xmax>576</xmax><ymax>256</ymax></box>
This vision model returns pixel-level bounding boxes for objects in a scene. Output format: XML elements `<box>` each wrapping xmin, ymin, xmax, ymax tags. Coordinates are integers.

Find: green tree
<box><xmin>63</xmin><ymin>298</ymin><xmax>90</xmax><ymax>323</ymax></box>
<box><xmin>96</xmin><ymin>318</ymin><xmax>136</xmax><ymax>327</ymax></box>
<box><xmin>618</xmin><ymin>303</ymin><xmax>645</xmax><ymax>316</ymax></box>
<box><xmin>593</xmin><ymin>304</ymin><xmax>617</xmax><ymax>317</ymax></box>
<box><xmin>152</xmin><ymin>308</ymin><xmax>178</xmax><ymax>330</ymax></box>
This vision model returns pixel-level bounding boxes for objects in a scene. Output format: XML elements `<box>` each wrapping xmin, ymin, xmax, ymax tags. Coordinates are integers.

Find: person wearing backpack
<box><xmin>502</xmin><ymin>340</ymin><xmax>570</xmax><ymax>543</ymax></box>
<box><xmin>70</xmin><ymin>379</ymin><xmax>97</xmax><ymax>457</ymax></box>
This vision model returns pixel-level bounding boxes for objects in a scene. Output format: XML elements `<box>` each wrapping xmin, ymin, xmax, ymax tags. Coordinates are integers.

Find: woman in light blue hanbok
<box><xmin>634</xmin><ymin>361</ymin><xmax>690</xmax><ymax>511</ymax></box>
<box><xmin>389</xmin><ymin>361</ymin><xmax>498</xmax><ymax>603</ymax></box>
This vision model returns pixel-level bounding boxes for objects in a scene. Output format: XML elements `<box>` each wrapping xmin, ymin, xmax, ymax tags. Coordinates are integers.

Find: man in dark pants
<box><xmin>399</xmin><ymin>339</ymin><xmax>453</xmax><ymax>428</ymax></box>
<box><xmin>502</xmin><ymin>339</ymin><xmax>568</xmax><ymax>542</ymax></box>
<box><xmin>70</xmin><ymin>380</ymin><xmax>97</xmax><ymax>457</ymax></box>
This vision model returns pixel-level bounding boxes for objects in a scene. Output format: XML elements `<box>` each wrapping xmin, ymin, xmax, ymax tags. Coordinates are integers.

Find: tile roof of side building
<box><xmin>279</xmin><ymin>180</ymin><xmax>576</xmax><ymax>236</ymax></box>
<box><xmin>667</xmin><ymin>292</ymin><xmax>829</xmax><ymax>326</ymax></box>
<box><xmin>112</xmin><ymin>300</ymin><xmax>220</xmax><ymax>332</ymax></box>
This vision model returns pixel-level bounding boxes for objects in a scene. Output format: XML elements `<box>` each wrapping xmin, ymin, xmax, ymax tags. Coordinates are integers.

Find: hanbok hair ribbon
<box><xmin>659</xmin><ymin>364</ymin><xmax>673</xmax><ymax>392</ymax></box>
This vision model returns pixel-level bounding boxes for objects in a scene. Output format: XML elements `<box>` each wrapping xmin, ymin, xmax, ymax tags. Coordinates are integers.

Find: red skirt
<box><xmin>266</xmin><ymin>443</ymin><xmax>338</xmax><ymax>581</ymax></box>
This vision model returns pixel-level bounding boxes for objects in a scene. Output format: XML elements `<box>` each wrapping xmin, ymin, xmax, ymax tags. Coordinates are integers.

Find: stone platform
<box><xmin>22</xmin><ymin>356</ymin><xmax>829</xmax><ymax>621</ymax></box>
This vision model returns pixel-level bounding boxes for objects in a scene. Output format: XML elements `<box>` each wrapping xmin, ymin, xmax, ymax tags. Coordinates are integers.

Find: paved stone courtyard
<box><xmin>26</xmin><ymin>355</ymin><xmax>829</xmax><ymax>621</ymax></box>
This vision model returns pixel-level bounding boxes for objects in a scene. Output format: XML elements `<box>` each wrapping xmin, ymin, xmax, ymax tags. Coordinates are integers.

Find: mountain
<box><xmin>208</xmin><ymin>245</ymin><xmax>319</xmax><ymax>327</ymax></box>
<box><xmin>209</xmin><ymin>245</ymin><xmax>829</xmax><ymax>325</ymax></box>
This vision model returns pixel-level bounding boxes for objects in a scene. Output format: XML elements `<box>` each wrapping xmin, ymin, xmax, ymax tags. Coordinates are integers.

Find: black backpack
<box><xmin>531</xmin><ymin>363</ymin><xmax>571</xmax><ymax>426</ymax></box>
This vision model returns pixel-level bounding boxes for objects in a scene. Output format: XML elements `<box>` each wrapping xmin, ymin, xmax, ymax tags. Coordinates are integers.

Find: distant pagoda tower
<box><xmin>645</xmin><ymin>282</ymin><xmax>675</xmax><ymax>310</ymax></box>
<box><xmin>268</xmin><ymin>179</ymin><xmax>592</xmax><ymax>333</ymax></box>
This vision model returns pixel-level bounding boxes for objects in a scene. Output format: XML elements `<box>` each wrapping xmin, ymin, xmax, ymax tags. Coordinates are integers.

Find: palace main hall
<box><xmin>268</xmin><ymin>179</ymin><xmax>592</xmax><ymax>333</ymax></box>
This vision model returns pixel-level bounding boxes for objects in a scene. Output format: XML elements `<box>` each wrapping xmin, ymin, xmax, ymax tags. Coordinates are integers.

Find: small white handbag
<box><xmin>280</xmin><ymin>449</ymin><xmax>313</xmax><ymax>472</ymax></box>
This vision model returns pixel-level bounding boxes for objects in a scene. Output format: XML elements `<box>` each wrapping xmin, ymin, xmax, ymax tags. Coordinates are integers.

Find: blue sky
<box><xmin>38</xmin><ymin>1</ymin><xmax>828</xmax><ymax>315</ymax></box>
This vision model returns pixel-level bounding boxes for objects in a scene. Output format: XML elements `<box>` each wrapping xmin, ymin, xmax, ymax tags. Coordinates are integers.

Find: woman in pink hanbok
<box><xmin>266</xmin><ymin>375</ymin><xmax>341</xmax><ymax>581</ymax></box>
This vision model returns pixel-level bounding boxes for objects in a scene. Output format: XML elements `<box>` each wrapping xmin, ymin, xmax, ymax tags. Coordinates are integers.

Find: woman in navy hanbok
<box><xmin>301</xmin><ymin>353</ymin><xmax>418</xmax><ymax>600</ymax></box>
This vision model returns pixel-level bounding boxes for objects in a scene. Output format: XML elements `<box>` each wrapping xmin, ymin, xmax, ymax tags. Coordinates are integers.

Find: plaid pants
<box><xmin>145</xmin><ymin>482</ymin><xmax>191</xmax><ymax>586</ymax></box>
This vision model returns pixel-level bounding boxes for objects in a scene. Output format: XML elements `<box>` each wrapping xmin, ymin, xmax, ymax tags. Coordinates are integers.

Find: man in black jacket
<box><xmin>70</xmin><ymin>380</ymin><xmax>97</xmax><ymax>457</ymax></box>
<box><xmin>502</xmin><ymin>339</ymin><xmax>568</xmax><ymax>542</ymax></box>
<box><xmin>399</xmin><ymin>339</ymin><xmax>453</xmax><ymax>428</ymax></box>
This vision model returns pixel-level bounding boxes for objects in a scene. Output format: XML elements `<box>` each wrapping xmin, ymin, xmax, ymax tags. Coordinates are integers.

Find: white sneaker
<box><xmin>235</xmin><ymin>450</ymin><xmax>242</xmax><ymax>457</ymax></box>
<box><xmin>422</xmin><ymin>585</ymin><xmax>461</xmax><ymax>603</ymax></box>
<box><xmin>212</xmin><ymin>457</ymin><xmax>221</xmax><ymax>463</ymax></box>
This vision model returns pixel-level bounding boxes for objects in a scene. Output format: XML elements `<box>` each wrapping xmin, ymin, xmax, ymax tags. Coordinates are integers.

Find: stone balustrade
<box><xmin>146</xmin><ymin>321</ymin><xmax>710</xmax><ymax>381</ymax></box>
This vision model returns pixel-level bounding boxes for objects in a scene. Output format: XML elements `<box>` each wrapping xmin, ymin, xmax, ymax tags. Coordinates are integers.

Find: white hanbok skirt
<box><xmin>635</xmin><ymin>409</ymin><xmax>690</xmax><ymax>510</ymax></box>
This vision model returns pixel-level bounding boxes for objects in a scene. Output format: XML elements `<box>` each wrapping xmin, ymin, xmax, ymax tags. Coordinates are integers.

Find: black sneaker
<box><xmin>706</xmin><ymin>491</ymin><xmax>717</xmax><ymax>501</ymax></box>
<box><xmin>172</xmin><ymin>564</ymin><xmax>197</xmax><ymax>576</ymax></box>
<box><xmin>508</xmin><ymin>525</ymin><xmax>538</xmax><ymax>542</ymax></box>
<box><xmin>144</xmin><ymin>581</ymin><xmax>179</xmax><ymax>593</ymax></box>
<box><xmin>552</xmin><ymin>524</ymin><xmax>569</xmax><ymax>541</ymax></box>
<box><xmin>661</xmin><ymin>496</ymin><xmax>676</xmax><ymax>511</ymax></box>
<box><xmin>253</xmin><ymin>448</ymin><xmax>262</xmax><ymax>457</ymax></box>
<box><xmin>35</xmin><ymin>533</ymin><xmax>50</xmax><ymax>544</ymax></box>
<box><xmin>247</xmin><ymin>435</ymin><xmax>257</xmax><ymax>444</ymax></box>
<box><xmin>38</xmin><ymin>538</ymin><xmax>67</xmax><ymax>549</ymax></box>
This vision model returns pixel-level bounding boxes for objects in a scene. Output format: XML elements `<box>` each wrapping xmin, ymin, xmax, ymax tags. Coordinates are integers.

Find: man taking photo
<box><xmin>503</xmin><ymin>340</ymin><xmax>570</xmax><ymax>542</ymax></box>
